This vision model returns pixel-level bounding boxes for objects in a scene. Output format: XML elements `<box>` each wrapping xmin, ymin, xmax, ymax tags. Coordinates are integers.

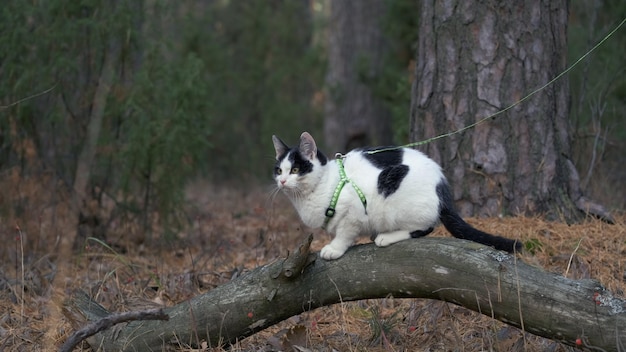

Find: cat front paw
<box><xmin>320</xmin><ymin>244</ymin><xmax>347</xmax><ymax>260</ymax></box>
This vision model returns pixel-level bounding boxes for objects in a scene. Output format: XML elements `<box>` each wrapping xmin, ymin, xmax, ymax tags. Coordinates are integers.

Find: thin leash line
<box><xmin>369</xmin><ymin>16</ymin><xmax>626</xmax><ymax>154</ymax></box>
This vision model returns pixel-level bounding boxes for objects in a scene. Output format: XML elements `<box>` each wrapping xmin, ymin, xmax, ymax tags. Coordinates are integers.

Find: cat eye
<box><xmin>290</xmin><ymin>167</ymin><xmax>299</xmax><ymax>174</ymax></box>
<box><xmin>275</xmin><ymin>167</ymin><xmax>282</xmax><ymax>175</ymax></box>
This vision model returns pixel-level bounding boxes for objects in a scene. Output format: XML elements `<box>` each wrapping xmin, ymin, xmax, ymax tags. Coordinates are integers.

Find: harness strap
<box><xmin>323</xmin><ymin>153</ymin><xmax>367</xmax><ymax>228</ymax></box>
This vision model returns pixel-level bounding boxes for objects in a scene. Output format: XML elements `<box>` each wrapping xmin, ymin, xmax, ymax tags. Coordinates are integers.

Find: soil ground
<box><xmin>1</xmin><ymin>181</ymin><xmax>624</xmax><ymax>351</ymax></box>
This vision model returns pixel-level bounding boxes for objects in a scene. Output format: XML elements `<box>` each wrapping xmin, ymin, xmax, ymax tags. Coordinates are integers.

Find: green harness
<box><xmin>323</xmin><ymin>153</ymin><xmax>367</xmax><ymax>228</ymax></box>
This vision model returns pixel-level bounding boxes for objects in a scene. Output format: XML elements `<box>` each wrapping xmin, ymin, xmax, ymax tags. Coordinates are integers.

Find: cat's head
<box><xmin>271</xmin><ymin>132</ymin><xmax>328</xmax><ymax>195</ymax></box>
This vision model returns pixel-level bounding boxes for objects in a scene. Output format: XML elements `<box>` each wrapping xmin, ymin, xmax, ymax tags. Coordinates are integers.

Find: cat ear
<box><xmin>272</xmin><ymin>135</ymin><xmax>289</xmax><ymax>160</ymax></box>
<box><xmin>299</xmin><ymin>132</ymin><xmax>317</xmax><ymax>160</ymax></box>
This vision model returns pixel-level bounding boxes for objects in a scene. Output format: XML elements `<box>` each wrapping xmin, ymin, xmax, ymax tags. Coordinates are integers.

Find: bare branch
<box><xmin>60</xmin><ymin>297</ymin><xmax>169</xmax><ymax>352</ymax></box>
<box><xmin>0</xmin><ymin>84</ymin><xmax>57</xmax><ymax>110</ymax></box>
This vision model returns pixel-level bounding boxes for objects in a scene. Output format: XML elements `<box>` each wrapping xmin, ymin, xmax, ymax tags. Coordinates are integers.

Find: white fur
<box><xmin>274</xmin><ymin>133</ymin><xmax>445</xmax><ymax>260</ymax></box>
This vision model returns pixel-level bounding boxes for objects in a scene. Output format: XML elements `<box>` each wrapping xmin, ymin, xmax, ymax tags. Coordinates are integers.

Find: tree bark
<box><xmin>63</xmin><ymin>236</ymin><xmax>626</xmax><ymax>351</ymax></box>
<box><xmin>410</xmin><ymin>1</ymin><xmax>612</xmax><ymax>222</ymax></box>
<box><xmin>324</xmin><ymin>0</ymin><xmax>392</xmax><ymax>153</ymax></box>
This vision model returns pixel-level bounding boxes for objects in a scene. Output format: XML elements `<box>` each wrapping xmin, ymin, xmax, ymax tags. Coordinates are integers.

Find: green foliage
<box><xmin>0</xmin><ymin>0</ymin><xmax>135</xmax><ymax>173</ymax></box>
<box><xmin>1</xmin><ymin>0</ymin><xmax>215</xmax><ymax>237</ymax></box>
<box><xmin>0</xmin><ymin>0</ymin><xmax>325</xmax><ymax>239</ymax></box>
<box><xmin>568</xmin><ymin>1</ymin><xmax>626</xmax><ymax>208</ymax></box>
<box><xmin>183</xmin><ymin>0</ymin><xmax>324</xmax><ymax>181</ymax></box>
<box><xmin>524</xmin><ymin>238</ymin><xmax>544</xmax><ymax>255</ymax></box>
<box><xmin>116</xmin><ymin>50</ymin><xmax>213</xmax><ymax>234</ymax></box>
<box><xmin>569</xmin><ymin>2</ymin><xmax>626</xmax><ymax>139</ymax></box>
<box><xmin>366</xmin><ymin>304</ymin><xmax>401</xmax><ymax>346</ymax></box>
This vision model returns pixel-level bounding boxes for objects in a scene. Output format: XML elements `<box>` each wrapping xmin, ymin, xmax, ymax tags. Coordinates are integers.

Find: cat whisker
<box><xmin>266</xmin><ymin>187</ymin><xmax>282</xmax><ymax>206</ymax></box>
<box><xmin>290</xmin><ymin>187</ymin><xmax>305</xmax><ymax>205</ymax></box>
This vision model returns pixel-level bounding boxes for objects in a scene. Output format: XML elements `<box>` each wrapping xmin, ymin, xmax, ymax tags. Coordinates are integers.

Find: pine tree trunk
<box><xmin>410</xmin><ymin>0</ymin><xmax>611</xmax><ymax>222</ymax></box>
<box><xmin>324</xmin><ymin>0</ymin><xmax>392</xmax><ymax>153</ymax></box>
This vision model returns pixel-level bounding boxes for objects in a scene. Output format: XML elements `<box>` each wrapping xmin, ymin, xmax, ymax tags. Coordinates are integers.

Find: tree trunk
<box><xmin>410</xmin><ymin>0</ymin><xmax>611</xmax><ymax>222</ymax></box>
<box><xmin>68</xmin><ymin>42</ymin><xmax>117</xmax><ymax>245</ymax></box>
<box><xmin>63</xmin><ymin>236</ymin><xmax>626</xmax><ymax>351</ymax></box>
<box><xmin>324</xmin><ymin>0</ymin><xmax>392</xmax><ymax>153</ymax></box>
<box><xmin>45</xmin><ymin>40</ymin><xmax>119</xmax><ymax>346</ymax></box>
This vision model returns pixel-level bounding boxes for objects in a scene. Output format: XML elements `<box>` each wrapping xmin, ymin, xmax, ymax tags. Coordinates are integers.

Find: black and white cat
<box><xmin>272</xmin><ymin>132</ymin><xmax>521</xmax><ymax>260</ymax></box>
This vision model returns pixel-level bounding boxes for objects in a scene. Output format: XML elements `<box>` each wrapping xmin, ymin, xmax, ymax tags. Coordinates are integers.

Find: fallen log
<box><xmin>63</xmin><ymin>235</ymin><xmax>626</xmax><ymax>351</ymax></box>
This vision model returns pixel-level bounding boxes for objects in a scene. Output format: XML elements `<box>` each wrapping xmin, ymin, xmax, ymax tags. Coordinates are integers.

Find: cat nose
<box><xmin>280</xmin><ymin>179</ymin><xmax>286</xmax><ymax>185</ymax></box>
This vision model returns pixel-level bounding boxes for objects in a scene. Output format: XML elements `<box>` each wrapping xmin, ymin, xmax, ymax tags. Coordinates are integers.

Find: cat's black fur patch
<box><xmin>436</xmin><ymin>180</ymin><xmax>521</xmax><ymax>253</ymax></box>
<box><xmin>275</xmin><ymin>147</ymin><xmax>327</xmax><ymax>176</ymax></box>
<box><xmin>435</xmin><ymin>180</ymin><xmax>454</xmax><ymax>211</ymax></box>
<box><xmin>316</xmin><ymin>150</ymin><xmax>328</xmax><ymax>166</ymax></box>
<box><xmin>361</xmin><ymin>148</ymin><xmax>404</xmax><ymax>169</ymax></box>
<box><xmin>290</xmin><ymin>150</ymin><xmax>314</xmax><ymax>174</ymax></box>
<box><xmin>377</xmin><ymin>164</ymin><xmax>409</xmax><ymax>197</ymax></box>
<box><xmin>411</xmin><ymin>227</ymin><xmax>434</xmax><ymax>238</ymax></box>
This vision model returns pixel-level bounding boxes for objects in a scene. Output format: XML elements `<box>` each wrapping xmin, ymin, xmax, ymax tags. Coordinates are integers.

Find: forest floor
<box><xmin>1</xmin><ymin>181</ymin><xmax>625</xmax><ymax>351</ymax></box>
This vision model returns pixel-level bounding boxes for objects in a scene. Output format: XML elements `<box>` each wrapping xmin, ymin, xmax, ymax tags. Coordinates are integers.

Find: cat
<box><xmin>272</xmin><ymin>132</ymin><xmax>521</xmax><ymax>260</ymax></box>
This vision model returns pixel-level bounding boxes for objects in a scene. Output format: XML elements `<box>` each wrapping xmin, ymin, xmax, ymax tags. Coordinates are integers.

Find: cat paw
<box><xmin>374</xmin><ymin>236</ymin><xmax>393</xmax><ymax>247</ymax></box>
<box><xmin>320</xmin><ymin>244</ymin><xmax>347</xmax><ymax>260</ymax></box>
<box><xmin>374</xmin><ymin>231</ymin><xmax>411</xmax><ymax>247</ymax></box>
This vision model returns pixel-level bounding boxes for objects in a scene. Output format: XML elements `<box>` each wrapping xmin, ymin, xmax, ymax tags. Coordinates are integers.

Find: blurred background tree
<box><xmin>0</xmin><ymin>0</ymin><xmax>624</xmax><ymax>247</ymax></box>
<box><xmin>568</xmin><ymin>1</ymin><xmax>626</xmax><ymax>213</ymax></box>
<box><xmin>0</xmin><ymin>1</ymin><xmax>216</xmax><ymax>247</ymax></box>
<box><xmin>323</xmin><ymin>0</ymin><xmax>392</xmax><ymax>153</ymax></box>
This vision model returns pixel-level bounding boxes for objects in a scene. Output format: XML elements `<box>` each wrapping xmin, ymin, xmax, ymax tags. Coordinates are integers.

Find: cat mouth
<box><xmin>279</xmin><ymin>184</ymin><xmax>293</xmax><ymax>191</ymax></box>
<box><xmin>278</xmin><ymin>183</ymin><xmax>299</xmax><ymax>193</ymax></box>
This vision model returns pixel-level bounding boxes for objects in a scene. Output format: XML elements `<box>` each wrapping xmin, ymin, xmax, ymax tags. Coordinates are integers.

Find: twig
<box><xmin>565</xmin><ymin>237</ymin><xmax>584</xmax><ymax>279</ymax></box>
<box><xmin>16</xmin><ymin>225</ymin><xmax>25</xmax><ymax>324</ymax></box>
<box><xmin>0</xmin><ymin>84</ymin><xmax>57</xmax><ymax>109</ymax></box>
<box><xmin>59</xmin><ymin>308</ymin><xmax>169</xmax><ymax>352</ymax></box>
<box><xmin>280</xmin><ymin>234</ymin><xmax>314</xmax><ymax>278</ymax></box>
<box><xmin>582</xmin><ymin>96</ymin><xmax>607</xmax><ymax>190</ymax></box>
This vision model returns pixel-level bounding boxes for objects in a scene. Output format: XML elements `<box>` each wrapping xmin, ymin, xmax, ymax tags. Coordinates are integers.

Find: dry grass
<box><xmin>0</xmin><ymin>177</ymin><xmax>624</xmax><ymax>351</ymax></box>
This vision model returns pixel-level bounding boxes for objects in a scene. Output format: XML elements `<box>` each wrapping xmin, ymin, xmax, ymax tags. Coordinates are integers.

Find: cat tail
<box><xmin>436</xmin><ymin>181</ymin><xmax>522</xmax><ymax>253</ymax></box>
